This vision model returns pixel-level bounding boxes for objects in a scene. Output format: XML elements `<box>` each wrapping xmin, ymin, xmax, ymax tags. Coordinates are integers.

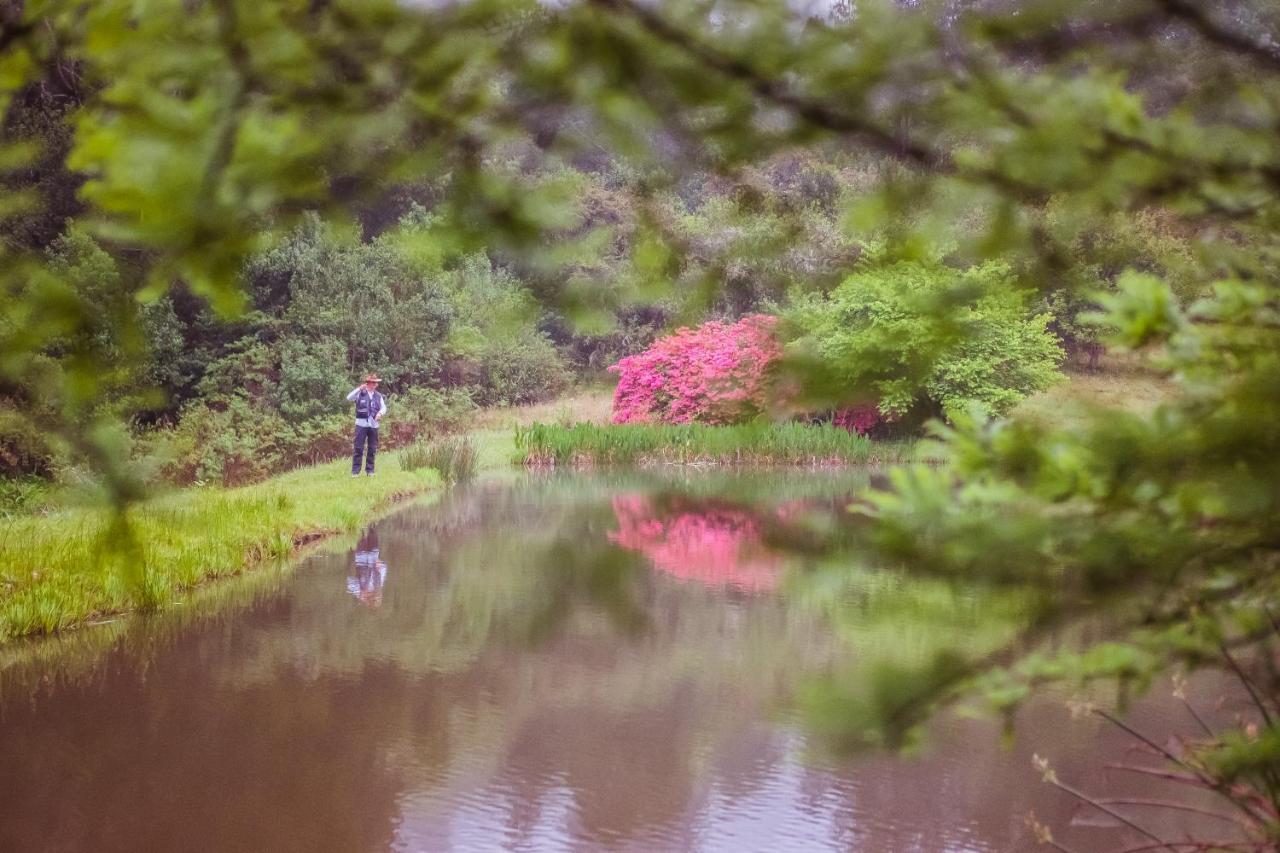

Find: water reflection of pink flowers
<box><xmin>608</xmin><ymin>495</ymin><xmax>786</xmax><ymax>592</ymax></box>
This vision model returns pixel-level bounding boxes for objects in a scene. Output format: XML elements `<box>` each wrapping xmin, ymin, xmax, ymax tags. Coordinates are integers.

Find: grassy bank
<box><xmin>1012</xmin><ymin>362</ymin><xmax>1179</xmax><ymax>428</ymax></box>
<box><xmin>515</xmin><ymin>422</ymin><xmax>914</xmax><ymax>467</ymax></box>
<box><xmin>466</xmin><ymin>388</ymin><xmax>616</xmax><ymax>472</ymax></box>
<box><xmin>0</xmin><ymin>392</ymin><xmax>616</xmax><ymax>644</ymax></box>
<box><xmin>0</xmin><ymin>458</ymin><xmax>440</xmax><ymax>642</ymax></box>
<box><xmin>469</xmin><ymin>389</ymin><xmax>615</xmax><ymax>431</ymax></box>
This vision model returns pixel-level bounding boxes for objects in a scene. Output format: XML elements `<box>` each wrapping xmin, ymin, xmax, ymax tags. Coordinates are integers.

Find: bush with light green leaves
<box><xmin>786</xmin><ymin>259</ymin><xmax>1063</xmax><ymax>425</ymax></box>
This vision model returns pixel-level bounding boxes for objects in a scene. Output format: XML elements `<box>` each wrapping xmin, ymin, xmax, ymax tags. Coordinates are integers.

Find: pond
<box><xmin>0</xmin><ymin>472</ymin><xmax>1233</xmax><ymax>852</ymax></box>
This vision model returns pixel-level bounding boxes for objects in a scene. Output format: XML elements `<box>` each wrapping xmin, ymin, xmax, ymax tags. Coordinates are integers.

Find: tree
<box><xmin>440</xmin><ymin>253</ymin><xmax>571</xmax><ymax>405</ymax></box>
<box><xmin>787</xmin><ymin>258</ymin><xmax>1063</xmax><ymax>424</ymax></box>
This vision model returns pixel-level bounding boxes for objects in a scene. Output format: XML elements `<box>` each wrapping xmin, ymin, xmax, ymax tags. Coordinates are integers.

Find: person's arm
<box><xmin>376</xmin><ymin>395</ymin><xmax>387</xmax><ymax>420</ymax></box>
<box><xmin>346</xmin><ymin>387</ymin><xmax>361</xmax><ymax>402</ymax></box>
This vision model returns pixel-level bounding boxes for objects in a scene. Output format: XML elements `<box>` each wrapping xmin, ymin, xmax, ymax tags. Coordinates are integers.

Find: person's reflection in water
<box><xmin>346</xmin><ymin>528</ymin><xmax>388</xmax><ymax>607</ymax></box>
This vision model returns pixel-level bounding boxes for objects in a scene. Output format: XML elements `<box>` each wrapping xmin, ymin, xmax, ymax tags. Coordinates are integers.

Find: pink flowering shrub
<box><xmin>609</xmin><ymin>313</ymin><xmax>887</xmax><ymax>433</ymax></box>
<box><xmin>608</xmin><ymin>315</ymin><xmax>781</xmax><ymax>425</ymax></box>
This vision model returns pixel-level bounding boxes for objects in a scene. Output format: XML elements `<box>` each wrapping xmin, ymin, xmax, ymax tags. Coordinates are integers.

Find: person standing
<box><xmin>347</xmin><ymin>373</ymin><xmax>387</xmax><ymax>476</ymax></box>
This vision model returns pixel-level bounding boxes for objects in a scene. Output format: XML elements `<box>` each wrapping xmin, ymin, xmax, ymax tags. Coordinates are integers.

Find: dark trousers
<box><xmin>352</xmin><ymin>425</ymin><xmax>379</xmax><ymax>474</ymax></box>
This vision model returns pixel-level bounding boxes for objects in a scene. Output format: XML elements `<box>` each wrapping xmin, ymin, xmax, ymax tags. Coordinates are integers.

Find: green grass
<box><xmin>1012</xmin><ymin>364</ymin><xmax>1179</xmax><ymax>430</ymax></box>
<box><xmin>0</xmin><ymin>477</ymin><xmax>59</xmax><ymax>519</ymax></box>
<box><xmin>0</xmin><ymin>457</ymin><xmax>440</xmax><ymax>643</ymax></box>
<box><xmin>469</xmin><ymin>388</ymin><xmax>614</xmax><ymax>431</ymax></box>
<box><xmin>400</xmin><ymin>435</ymin><xmax>478</xmax><ymax>483</ymax></box>
<box><xmin>514</xmin><ymin>421</ymin><xmax>915</xmax><ymax>467</ymax></box>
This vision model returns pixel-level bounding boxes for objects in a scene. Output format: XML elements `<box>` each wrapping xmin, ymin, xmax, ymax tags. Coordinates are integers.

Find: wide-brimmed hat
<box><xmin>363</xmin><ymin>373</ymin><xmax>382</xmax><ymax>383</ymax></box>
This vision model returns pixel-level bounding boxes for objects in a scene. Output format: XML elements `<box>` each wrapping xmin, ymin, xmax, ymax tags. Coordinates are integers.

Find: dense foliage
<box><xmin>787</xmin><ymin>259</ymin><xmax>1064</xmax><ymax>424</ymax></box>
<box><xmin>5</xmin><ymin>211</ymin><xmax>572</xmax><ymax>485</ymax></box>
<box><xmin>610</xmin><ymin>268</ymin><xmax>1063</xmax><ymax>432</ymax></box>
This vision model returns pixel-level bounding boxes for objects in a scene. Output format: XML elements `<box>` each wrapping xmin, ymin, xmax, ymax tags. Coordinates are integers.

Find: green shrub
<box><xmin>441</xmin><ymin>254</ymin><xmax>572</xmax><ymax>405</ymax></box>
<box><xmin>277</xmin><ymin>337</ymin><xmax>353</xmax><ymax>421</ymax></box>
<box><xmin>145</xmin><ymin>398</ymin><xmax>351</xmax><ymax>486</ymax></box>
<box><xmin>1036</xmin><ymin>207</ymin><xmax>1202</xmax><ymax>371</ymax></box>
<box><xmin>0</xmin><ymin>477</ymin><xmax>58</xmax><ymax>518</ymax></box>
<box><xmin>786</xmin><ymin>259</ymin><xmax>1063</xmax><ymax>424</ymax></box>
<box><xmin>1041</xmin><ymin>289</ymin><xmax>1106</xmax><ymax>370</ymax></box>
<box><xmin>382</xmin><ymin>386</ymin><xmax>476</xmax><ymax>445</ymax></box>
<box><xmin>472</xmin><ymin>331</ymin><xmax>572</xmax><ymax>406</ymax></box>
<box><xmin>250</xmin><ymin>213</ymin><xmax>453</xmax><ymax>391</ymax></box>
<box><xmin>0</xmin><ymin>407</ymin><xmax>60</xmax><ymax>479</ymax></box>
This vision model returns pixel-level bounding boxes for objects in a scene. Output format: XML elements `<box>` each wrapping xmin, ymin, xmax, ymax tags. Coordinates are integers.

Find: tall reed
<box><xmin>401</xmin><ymin>436</ymin><xmax>478</xmax><ymax>483</ymax></box>
<box><xmin>515</xmin><ymin>422</ymin><xmax>913</xmax><ymax>467</ymax></box>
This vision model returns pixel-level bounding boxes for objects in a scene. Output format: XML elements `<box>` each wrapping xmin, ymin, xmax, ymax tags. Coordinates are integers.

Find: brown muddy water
<box><xmin>0</xmin><ymin>472</ymin><xmax>1241</xmax><ymax>852</ymax></box>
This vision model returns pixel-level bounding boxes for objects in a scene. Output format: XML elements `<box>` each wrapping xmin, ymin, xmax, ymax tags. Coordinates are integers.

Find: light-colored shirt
<box><xmin>346</xmin><ymin>387</ymin><xmax>388</xmax><ymax>429</ymax></box>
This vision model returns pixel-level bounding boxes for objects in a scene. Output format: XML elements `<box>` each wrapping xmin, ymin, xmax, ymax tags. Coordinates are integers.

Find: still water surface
<box><xmin>0</xmin><ymin>472</ymin><xmax>1229</xmax><ymax>852</ymax></box>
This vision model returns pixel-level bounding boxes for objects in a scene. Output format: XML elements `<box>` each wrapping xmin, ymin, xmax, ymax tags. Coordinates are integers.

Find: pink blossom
<box><xmin>609</xmin><ymin>315</ymin><xmax>782</xmax><ymax>425</ymax></box>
